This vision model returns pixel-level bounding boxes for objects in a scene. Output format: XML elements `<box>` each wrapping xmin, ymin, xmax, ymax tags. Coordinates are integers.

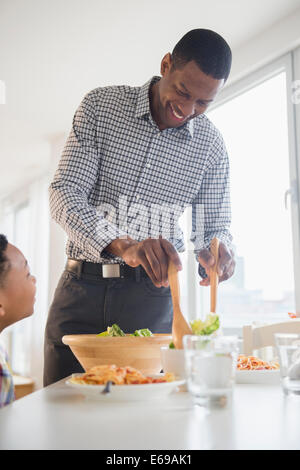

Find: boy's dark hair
<box><xmin>0</xmin><ymin>234</ymin><xmax>9</xmax><ymax>288</ymax></box>
<box><xmin>171</xmin><ymin>29</ymin><xmax>232</xmax><ymax>82</ymax></box>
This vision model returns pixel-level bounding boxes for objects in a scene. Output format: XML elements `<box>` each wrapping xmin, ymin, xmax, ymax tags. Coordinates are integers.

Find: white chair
<box><xmin>243</xmin><ymin>320</ymin><xmax>300</xmax><ymax>356</ymax></box>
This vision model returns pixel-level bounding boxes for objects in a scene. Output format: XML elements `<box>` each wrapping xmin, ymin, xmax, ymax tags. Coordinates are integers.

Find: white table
<box><xmin>1</xmin><ymin>379</ymin><xmax>300</xmax><ymax>450</ymax></box>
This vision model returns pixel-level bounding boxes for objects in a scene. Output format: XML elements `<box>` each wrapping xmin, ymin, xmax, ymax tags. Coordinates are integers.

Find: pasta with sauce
<box><xmin>70</xmin><ymin>364</ymin><xmax>175</xmax><ymax>385</ymax></box>
<box><xmin>237</xmin><ymin>355</ymin><xmax>279</xmax><ymax>370</ymax></box>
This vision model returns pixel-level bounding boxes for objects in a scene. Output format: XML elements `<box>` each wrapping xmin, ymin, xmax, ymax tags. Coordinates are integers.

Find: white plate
<box><xmin>235</xmin><ymin>369</ymin><xmax>280</xmax><ymax>385</ymax></box>
<box><xmin>65</xmin><ymin>374</ymin><xmax>185</xmax><ymax>401</ymax></box>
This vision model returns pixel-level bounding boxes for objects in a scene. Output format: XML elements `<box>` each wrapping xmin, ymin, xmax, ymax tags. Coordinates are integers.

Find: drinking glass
<box><xmin>275</xmin><ymin>333</ymin><xmax>300</xmax><ymax>396</ymax></box>
<box><xmin>183</xmin><ymin>335</ymin><xmax>238</xmax><ymax>408</ymax></box>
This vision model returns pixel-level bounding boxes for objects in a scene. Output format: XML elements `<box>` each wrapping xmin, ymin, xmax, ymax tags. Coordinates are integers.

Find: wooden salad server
<box><xmin>168</xmin><ymin>260</ymin><xmax>192</xmax><ymax>349</ymax></box>
<box><xmin>210</xmin><ymin>237</ymin><xmax>220</xmax><ymax>314</ymax></box>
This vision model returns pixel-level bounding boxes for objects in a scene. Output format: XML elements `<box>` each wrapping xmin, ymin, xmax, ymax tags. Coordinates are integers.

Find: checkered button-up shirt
<box><xmin>49</xmin><ymin>76</ymin><xmax>232</xmax><ymax>274</ymax></box>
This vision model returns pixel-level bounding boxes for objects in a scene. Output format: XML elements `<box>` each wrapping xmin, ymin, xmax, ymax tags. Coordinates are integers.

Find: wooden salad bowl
<box><xmin>62</xmin><ymin>334</ymin><xmax>172</xmax><ymax>375</ymax></box>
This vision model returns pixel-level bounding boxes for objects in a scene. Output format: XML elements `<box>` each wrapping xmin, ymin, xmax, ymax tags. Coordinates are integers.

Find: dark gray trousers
<box><xmin>43</xmin><ymin>269</ymin><xmax>173</xmax><ymax>386</ymax></box>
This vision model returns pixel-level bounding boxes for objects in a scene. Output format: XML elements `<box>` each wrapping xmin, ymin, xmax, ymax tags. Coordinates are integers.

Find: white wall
<box><xmin>229</xmin><ymin>8</ymin><xmax>300</xmax><ymax>84</ymax></box>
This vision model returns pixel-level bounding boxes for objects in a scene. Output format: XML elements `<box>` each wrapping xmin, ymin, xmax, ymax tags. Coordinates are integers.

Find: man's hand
<box><xmin>198</xmin><ymin>242</ymin><xmax>235</xmax><ymax>286</ymax></box>
<box><xmin>106</xmin><ymin>237</ymin><xmax>182</xmax><ymax>288</ymax></box>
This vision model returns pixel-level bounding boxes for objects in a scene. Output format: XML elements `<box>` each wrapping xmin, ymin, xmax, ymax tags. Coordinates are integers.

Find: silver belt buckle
<box><xmin>102</xmin><ymin>264</ymin><xmax>120</xmax><ymax>278</ymax></box>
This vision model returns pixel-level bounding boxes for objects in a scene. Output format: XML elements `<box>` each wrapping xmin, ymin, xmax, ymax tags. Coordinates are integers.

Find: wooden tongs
<box><xmin>168</xmin><ymin>237</ymin><xmax>220</xmax><ymax>349</ymax></box>
<box><xmin>168</xmin><ymin>261</ymin><xmax>192</xmax><ymax>350</ymax></box>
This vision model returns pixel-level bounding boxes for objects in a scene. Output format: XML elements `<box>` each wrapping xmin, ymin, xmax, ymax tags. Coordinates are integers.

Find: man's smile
<box><xmin>167</xmin><ymin>102</ymin><xmax>197</xmax><ymax>125</ymax></box>
<box><xmin>169</xmin><ymin>102</ymin><xmax>185</xmax><ymax>121</ymax></box>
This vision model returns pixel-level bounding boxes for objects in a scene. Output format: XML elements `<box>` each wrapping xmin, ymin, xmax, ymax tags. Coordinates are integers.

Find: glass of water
<box><xmin>275</xmin><ymin>333</ymin><xmax>300</xmax><ymax>396</ymax></box>
<box><xmin>183</xmin><ymin>335</ymin><xmax>238</xmax><ymax>408</ymax></box>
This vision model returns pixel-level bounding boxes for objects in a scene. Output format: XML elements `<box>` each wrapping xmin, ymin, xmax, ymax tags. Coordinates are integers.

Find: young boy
<box><xmin>0</xmin><ymin>234</ymin><xmax>36</xmax><ymax>407</ymax></box>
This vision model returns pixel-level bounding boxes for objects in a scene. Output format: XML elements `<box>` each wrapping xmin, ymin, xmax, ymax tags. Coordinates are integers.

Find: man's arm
<box><xmin>191</xmin><ymin>132</ymin><xmax>235</xmax><ymax>285</ymax></box>
<box><xmin>49</xmin><ymin>92</ymin><xmax>127</xmax><ymax>261</ymax></box>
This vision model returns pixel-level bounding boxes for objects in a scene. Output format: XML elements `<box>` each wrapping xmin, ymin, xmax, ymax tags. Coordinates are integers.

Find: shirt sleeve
<box><xmin>49</xmin><ymin>93</ymin><xmax>127</xmax><ymax>261</ymax></box>
<box><xmin>190</xmin><ymin>131</ymin><xmax>233</xmax><ymax>278</ymax></box>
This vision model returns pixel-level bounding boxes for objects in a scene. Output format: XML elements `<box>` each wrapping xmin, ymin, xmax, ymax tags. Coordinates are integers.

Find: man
<box><xmin>44</xmin><ymin>29</ymin><xmax>235</xmax><ymax>386</ymax></box>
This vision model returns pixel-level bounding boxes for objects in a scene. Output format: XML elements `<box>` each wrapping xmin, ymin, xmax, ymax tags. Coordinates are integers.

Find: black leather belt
<box><xmin>66</xmin><ymin>259</ymin><xmax>149</xmax><ymax>280</ymax></box>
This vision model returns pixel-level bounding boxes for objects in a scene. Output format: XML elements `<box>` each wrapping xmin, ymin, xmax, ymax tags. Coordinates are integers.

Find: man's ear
<box><xmin>160</xmin><ymin>53</ymin><xmax>172</xmax><ymax>77</ymax></box>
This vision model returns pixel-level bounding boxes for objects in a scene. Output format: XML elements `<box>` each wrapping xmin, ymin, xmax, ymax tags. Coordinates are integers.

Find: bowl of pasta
<box><xmin>235</xmin><ymin>354</ymin><xmax>280</xmax><ymax>384</ymax></box>
<box><xmin>65</xmin><ymin>365</ymin><xmax>184</xmax><ymax>401</ymax></box>
<box><xmin>62</xmin><ymin>325</ymin><xmax>172</xmax><ymax>375</ymax></box>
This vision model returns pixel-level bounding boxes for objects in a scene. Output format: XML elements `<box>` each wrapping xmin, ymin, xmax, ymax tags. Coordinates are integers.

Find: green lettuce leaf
<box><xmin>190</xmin><ymin>314</ymin><xmax>220</xmax><ymax>336</ymax></box>
<box><xmin>98</xmin><ymin>324</ymin><xmax>153</xmax><ymax>337</ymax></box>
<box><xmin>131</xmin><ymin>328</ymin><xmax>153</xmax><ymax>337</ymax></box>
<box><xmin>97</xmin><ymin>324</ymin><xmax>126</xmax><ymax>337</ymax></box>
<box><xmin>97</xmin><ymin>330</ymin><xmax>109</xmax><ymax>337</ymax></box>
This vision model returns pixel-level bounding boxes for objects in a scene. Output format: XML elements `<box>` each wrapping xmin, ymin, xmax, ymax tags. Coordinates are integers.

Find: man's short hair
<box><xmin>171</xmin><ymin>29</ymin><xmax>232</xmax><ymax>82</ymax></box>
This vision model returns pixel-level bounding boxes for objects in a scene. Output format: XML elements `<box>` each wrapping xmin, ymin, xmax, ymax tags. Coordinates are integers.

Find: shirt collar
<box><xmin>135</xmin><ymin>76</ymin><xmax>157</xmax><ymax>119</ymax></box>
<box><xmin>135</xmin><ymin>76</ymin><xmax>194</xmax><ymax>139</ymax></box>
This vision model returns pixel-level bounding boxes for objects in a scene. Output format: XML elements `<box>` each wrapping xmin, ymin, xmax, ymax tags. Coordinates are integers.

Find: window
<box><xmin>12</xmin><ymin>203</ymin><xmax>33</xmax><ymax>375</ymax></box>
<box><xmin>204</xmin><ymin>54</ymin><xmax>300</xmax><ymax>328</ymax></box>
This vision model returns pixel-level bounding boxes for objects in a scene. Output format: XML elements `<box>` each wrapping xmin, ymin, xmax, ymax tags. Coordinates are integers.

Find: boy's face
<box><xmin>0</xmin><ymin>243</ymin><xmax>36</xmax><ymax>330</ymax></box>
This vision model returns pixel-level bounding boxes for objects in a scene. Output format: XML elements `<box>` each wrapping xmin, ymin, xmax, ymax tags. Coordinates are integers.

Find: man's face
<box><xmin>0</xmin><ymin>243</ymin><xmax>36</xmax><ymax>330</ymax></box>
<box><xmin>152</xmin><ymin>54</ymin><xmax>225</xmax><ymax>130</ymax></box>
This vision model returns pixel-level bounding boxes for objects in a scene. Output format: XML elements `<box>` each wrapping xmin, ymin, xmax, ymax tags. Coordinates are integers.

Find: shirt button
<box><xmin>136</xmin><ymin>194</ymin><xmax>140</xmax><ymax>201</ymax></box>
<box><xmin>146</xmin><ymin>163</ymin><xmax>151</xmax><ymax>168</ymax></box>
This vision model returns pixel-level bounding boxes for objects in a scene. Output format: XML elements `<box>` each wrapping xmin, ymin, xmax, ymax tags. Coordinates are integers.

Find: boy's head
<box><xmin>0</xmin><ymin>234</ymin><xmax>36</xmax><ymax>332</ymax></box>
